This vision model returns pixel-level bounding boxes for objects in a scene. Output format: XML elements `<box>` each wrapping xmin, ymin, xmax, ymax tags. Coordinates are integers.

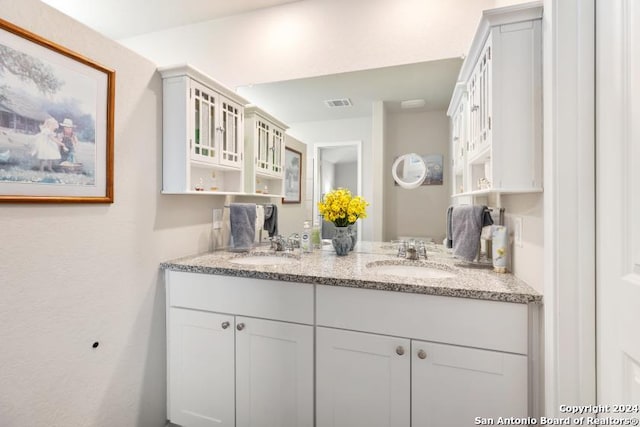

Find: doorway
<box><xmin>313</xmin><ymin>141</ymin><xmax>363</xmax><ymax>242</ymax></box>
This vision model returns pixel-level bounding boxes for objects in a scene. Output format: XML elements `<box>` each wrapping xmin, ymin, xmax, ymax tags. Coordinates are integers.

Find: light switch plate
<box><xmin>514</xmin><ymin>217</ymin><xmax>523</xmax><ymax>248</ymax></box>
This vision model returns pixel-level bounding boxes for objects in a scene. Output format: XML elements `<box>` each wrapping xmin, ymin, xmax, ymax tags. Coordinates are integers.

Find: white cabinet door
<box><xmin>235</xmin><ymin>317</ymin><xmax>314</xmax><ymax>427</ymax></box>
<box><xmin>168</xmin><ymin>308</ymin><xmax>235</xmax><ymax>427</ymax></box>
<box><xmin>411</xmin><ymin>340</ymin><xmax>528</xmax><ymax>427</ymax></box>
<box><xmin>190</xmin><ymin>81</ymin><xmax>219</xmax><ymax>165</ymax></box>
<box><xmin>316</xmin><ymin>327</ymin><xmax>410</xmax><ymax>427</ymax></box>
<box><xmin>219</xmin><ymin>96</ymin><xmax>243</xmax><ymax>168</ymax></box>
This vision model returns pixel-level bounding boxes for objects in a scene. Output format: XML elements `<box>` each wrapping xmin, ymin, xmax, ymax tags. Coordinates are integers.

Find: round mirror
<box><xmin>392</xmin><ymin>153</ymin><xmax>427</xmax><ymax>189</ymax></box>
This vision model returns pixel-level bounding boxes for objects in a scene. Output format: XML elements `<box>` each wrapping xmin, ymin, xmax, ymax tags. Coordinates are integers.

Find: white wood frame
<box><xmin>543</xmin><ymin>0</ymin><xmax>596</xmax><ymax>416</ymax></box>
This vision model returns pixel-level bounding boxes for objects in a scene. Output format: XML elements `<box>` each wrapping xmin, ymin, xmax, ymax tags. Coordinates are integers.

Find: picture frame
<box><xmin>283</xmin><ymin>147</ymin><xmax>301</xmax><ymax>204</ymax></box>
<box><xmin>0</xmin><ymin>18</ymin><xmax>115</xmax><ymax>203</ymax></box>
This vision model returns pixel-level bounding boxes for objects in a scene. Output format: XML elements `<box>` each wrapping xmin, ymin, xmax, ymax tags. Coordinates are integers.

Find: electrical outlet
<box><xmin>514</xmin><ymin>217</ymin><xmax>523</xmax><ymax>248</ymax></box>
<box><xmin>212</xmin><ymin>208</ymin><xmax>223</xmax><ymax>230</ymax></box>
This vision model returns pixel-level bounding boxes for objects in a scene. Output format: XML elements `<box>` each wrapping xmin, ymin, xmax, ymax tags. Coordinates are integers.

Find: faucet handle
<box><xmin>397</xmin><ymin>240</ymin><xmax>407</xmax><ymax>258</ymax></box>
<box><xmin>417</xmin><ymin>241</ymin><xmax>428</xmax><ymax>259</ymax></box>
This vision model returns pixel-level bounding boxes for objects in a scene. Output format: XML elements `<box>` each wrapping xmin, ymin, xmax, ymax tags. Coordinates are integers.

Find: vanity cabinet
<box><xmin>244</xmin><ymin>105</ymin><xmax>288</xmax><ymax>196</ymax></box>
<box><xmin>316</xmin><ymin>327</ymin><xmax>410</xmax><ymax>427</ymax></box>
<box><xmin>447</xmin><ymin>2</ymin><xmax>543</xmax><ymax>197</ymax></box>
<box><xmin>159</xmin><ymin>64</ymin><xmax>247</xmax><ymax>194</ymax></box>
<box><xmin>315</xmin><ymin>285</ymin><xmax>532</xmax><ymax>427</ymax></box>
<box><xmin>411</xmin><ymin>340</ymin><xmax>528</xmax><ymax>426</ymax></box>
<box><xmin>165</xmin><ymin>270</ymin><xmax>538</xmax><ymax>427</ymax></box>
<box><xmin>166</xmin><ymin>271</ymin><xmax>314</xmax><ymax>427</ymax></box>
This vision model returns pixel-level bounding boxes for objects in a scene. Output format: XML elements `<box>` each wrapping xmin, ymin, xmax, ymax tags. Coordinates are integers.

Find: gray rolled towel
<box><xmin>451</xmin><ymin>205</ymin><xmax>494</xmax><ymax>261</ymax></box>
<box><xmin>263</xmin><ymin>204</ymin><xmax>278</xmax><ymax>238</ymax></box>
<box><xmin>230</xmin><ymin>203</ymin><xmax>256</xmax><ymax>250</ymax></box>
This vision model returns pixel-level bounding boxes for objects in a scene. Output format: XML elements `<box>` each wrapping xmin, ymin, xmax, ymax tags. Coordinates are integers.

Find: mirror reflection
<box><xmin>392</xmin><ymin>153</ymin><xmax>427</xmax><ymax>189</ymax></box>
<box><xmin>238</xmin><ymin>57</ymin><xmax>462</xmax><ymax>242</ymax></box>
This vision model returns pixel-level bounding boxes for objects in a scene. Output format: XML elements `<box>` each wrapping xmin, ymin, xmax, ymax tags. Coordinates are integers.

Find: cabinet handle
<box><xmin>221</xmin><ymin>321</ymin><xmax>230</xmax><ymax>329</ymax></box>
<box><xmin>396</xmin><ymin>346</ymin><xmax>405</xmax><ymax>356</ymax></box>
<box><xmin>418</xmin><ymin>349</ymin><xmax>427</xmax><ymax>360</ymax></box>
<box><xmin>471</xmin><ymin>105</ymin><xmax>479</xmax><ymax>112</ymax></box>
<box><xmin>236</xmin><ymin>323</ymin><xmax>245</xmax><ymax>331</ymax></box>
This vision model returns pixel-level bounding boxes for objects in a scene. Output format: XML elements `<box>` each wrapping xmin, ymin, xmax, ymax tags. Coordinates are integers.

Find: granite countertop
<box><xmin>161</xmin><ymin>242</ymin><xmax>542</xmax><ymax>304</ymax></box>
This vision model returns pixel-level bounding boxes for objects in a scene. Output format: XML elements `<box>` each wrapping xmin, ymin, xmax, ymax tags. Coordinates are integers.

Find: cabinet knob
<box><xmin>396</xmin><ymin>346</ymin><xmax>405</xmax><ymax>356</ymax></box>
<box><xmin>221</xmin><ymin>321</ymin><xmax>230</xmax><ymax>329</ymax></box>
<box><xmin>418</xmin><ymin>349</ymin><xmax>427</xmax><ymax>360</ymax></box>
<box><xmin>236</xmin><ymin>323</ymin><xmax>245</xmax><ymax>331</ymax></box>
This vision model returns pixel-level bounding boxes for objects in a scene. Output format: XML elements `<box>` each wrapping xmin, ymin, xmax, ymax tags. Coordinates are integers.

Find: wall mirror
<box><xmin>392</xmin><ymin>153</ymin><xmax>427</xmax><ymax>189</ymax></box>
<box><xmin>237</xmin><ymin>58</ymin><xmax>461</xmax><ymax>241</ymax></box>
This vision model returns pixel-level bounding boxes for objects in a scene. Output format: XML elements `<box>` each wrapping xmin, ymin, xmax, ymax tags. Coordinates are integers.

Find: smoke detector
<box><xmin>324</xmin><ymin>98</ymin><xmax>353</xmax><ymax>108</ymax></box>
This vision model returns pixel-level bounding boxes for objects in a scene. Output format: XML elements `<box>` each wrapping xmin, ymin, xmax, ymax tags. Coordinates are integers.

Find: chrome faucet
<box><xmin>270</xmin><ymin>235</ymin><xmax>286</xmax><ymax>251</ymax></box>
<box><xmin>287</xmin><ymin>233</ymin><xmax>300</xmax><ymax>250</ymax></box>
<box><xmin>398</xmin><ymin>240</ymin><xmax>427</xmax><ymax>260</ymax></box>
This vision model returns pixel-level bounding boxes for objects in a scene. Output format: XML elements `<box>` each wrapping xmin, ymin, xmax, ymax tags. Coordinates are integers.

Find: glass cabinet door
<box><xmin>219</xmin><ymin>97</ymin><xmax>243</xmax><ymax>168</ymax></box>
<box><xmin>271</xmin><ymin>128</ymin><xmax>284</xmax><ymax>176</ymax></box>
<box><xmin>255</xmin><ymin>119</ymin><xmax>271</xmax><ymax>174</ymax></box>
<box><xmin>190</xmin><ymin>82</ymin><xmax>217</xmax><ymax>164</ymax></box>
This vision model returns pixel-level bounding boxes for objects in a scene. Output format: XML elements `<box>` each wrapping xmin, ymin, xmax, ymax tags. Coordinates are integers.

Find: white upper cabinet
<box><xmin>243</xmin><ymin>105</ymin><xmax>288</xmax><ymax>196</ymax></box>
<box><xmin>447</xmin><ymin>2</ymin><xmax>543</xmax><ymax>197</ymax></box>
<box><xmin>160</xmin><ymin>64</ymin><xmax>248</xmax><ymax>194</ymax></box>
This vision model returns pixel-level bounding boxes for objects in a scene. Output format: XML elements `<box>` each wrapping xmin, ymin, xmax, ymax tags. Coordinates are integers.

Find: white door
<box><xmin>596</xmin><ymin>0</ymin><xmax>640</xmax><ymax>408</ymax></box>
<box><xmin>168</xmin><ymin>308</ymin><xmax>235</xmax><ymax>427</ymax></box>
<box><xmin>411</xmin><ymin>340</ymin><xmax>528</xmax><ymax>427</ymax></box>
<box><xmin>219</xmin><ymin>96</ymin><xmax>243</xmax><ymax>168</ymax></box>
<box><xmin>235</xmin><ymin>317</ymin><xmax>314</xmax><ymax>427</ymax></box>
<box><xmin>316</xmin><ymin>327</ymin><xmax>410</xmax><ymax>427</ymax></box>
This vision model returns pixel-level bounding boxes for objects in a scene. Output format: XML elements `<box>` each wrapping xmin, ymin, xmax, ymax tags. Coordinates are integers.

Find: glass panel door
<box><xmin>191</xmin><ymin>82</ymin><xmax>217</xmax><ymax>164</ymax></box>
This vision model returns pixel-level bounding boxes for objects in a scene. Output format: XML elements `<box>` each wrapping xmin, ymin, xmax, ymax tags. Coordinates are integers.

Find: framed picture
<box><xmin>0</xmin><ymin>19</ymin><xmax>115</xmax><ymax>203</ymax></box>
<box><xmin>283</xmin><ymin>147</ymin><xmax>301</xmax><ymax>204</ymax></box>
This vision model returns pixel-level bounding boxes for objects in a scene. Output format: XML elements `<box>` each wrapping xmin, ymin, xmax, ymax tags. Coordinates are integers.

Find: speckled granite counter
<box><xmin>161</xmin><ymin>242</ymin><xmax>542</xmax><ymax>304</ymax></box>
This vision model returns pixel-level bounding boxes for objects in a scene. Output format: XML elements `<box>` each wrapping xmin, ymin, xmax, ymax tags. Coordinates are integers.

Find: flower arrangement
<box><xmin>318</xmin><ymin>188</ymin><xmax>369</xmax><ymax>227</ymax></box>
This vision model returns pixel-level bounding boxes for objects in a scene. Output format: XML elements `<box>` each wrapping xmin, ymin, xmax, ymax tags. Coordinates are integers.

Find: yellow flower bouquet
<box><xmin>317</xmin><ymin>188</ymin><xmax>369</xmax><ymax>227</ymax></box>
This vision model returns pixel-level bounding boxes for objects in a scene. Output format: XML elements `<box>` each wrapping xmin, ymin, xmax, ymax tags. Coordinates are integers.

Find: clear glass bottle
<box><xmin>311</xmin><ymin>220</ymin><xmax>322</xmax><ymax>250</ymax></box>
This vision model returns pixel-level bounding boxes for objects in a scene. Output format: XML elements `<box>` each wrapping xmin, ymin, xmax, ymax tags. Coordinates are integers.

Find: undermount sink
<box><xmin>229</xmin><ymin>254</ymin><xmax>299</xmax><ymax>266</ymax></box>
<box><xmin>367</xmin><ymin>262</ymin><xmax>457</xmax><ymax>280</ymax></box>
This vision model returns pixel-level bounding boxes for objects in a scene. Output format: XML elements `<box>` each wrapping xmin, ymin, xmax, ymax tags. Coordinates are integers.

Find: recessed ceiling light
<box><xmin>401</xmin><ymin>99</ymin><xmax>426</xmax><ymax>109</ymax></box>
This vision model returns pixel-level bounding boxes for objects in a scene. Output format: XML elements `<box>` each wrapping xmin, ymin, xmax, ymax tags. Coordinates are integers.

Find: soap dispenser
<box><xmin>301</xmin><ymin>221</ymin><xmax>312</xmax><ymax>253</ymax></box>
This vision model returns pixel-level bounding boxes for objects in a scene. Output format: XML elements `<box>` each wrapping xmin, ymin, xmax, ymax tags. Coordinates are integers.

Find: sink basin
<box><xmin>229</xmin><ymin>255</ymin><xmax>299</xmax><ymax>266</ymax></box>
<box><xmin>367</xmin><ymin>263</ymin><xmax>457</xmax><ymax>279</ymax></box>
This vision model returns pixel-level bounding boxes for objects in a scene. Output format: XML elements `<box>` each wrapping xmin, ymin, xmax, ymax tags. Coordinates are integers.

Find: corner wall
<box><xmin>0</xmin><ymin>1</ymin><xmax>224</xmax><ymax>425</ymax></box>
<box><xmin>384</xmin><ymin>109</ymin><xmax>450</xmax><ymax>242</ymax></box>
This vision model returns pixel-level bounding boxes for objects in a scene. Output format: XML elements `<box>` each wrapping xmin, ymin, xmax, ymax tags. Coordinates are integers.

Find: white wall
<box><xmin>335</xmin><ymin>161</ymin><xmax>358</xmax><ymax>193</ymax></box>
<box><xmin>120</xmin><ymin>0</ymin><xmax>501</xmax><ymax>89</ymax></box>
<box><xmin>384</xmin><ymin>110</ymin><xmax>450</xmax><ymax>242</ymax></box>
<box><xmin>0</xmin><ymin>1</ymin><xmax>225</xmax><ymax>425</ymax></box>
<box><xmin>499</xmin><ymin>194</ymin><xmax>544</xmax><ymax>293</ymax></box>
<box><xmin>288</xmin><ymin>117</ymin><xmax>373</xmax><ymax>240</ymax></box>
<box><xmin>320</xmin><ymin>159</ymin><xmax>335</xmax><ymax>194</ymax></box>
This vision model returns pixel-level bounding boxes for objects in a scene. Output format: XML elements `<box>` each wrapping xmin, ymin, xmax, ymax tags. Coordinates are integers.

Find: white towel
<box><xmin>255</xmin><ymin>205</ymin><xmax>265</xmax><ymax>242</ymax></box>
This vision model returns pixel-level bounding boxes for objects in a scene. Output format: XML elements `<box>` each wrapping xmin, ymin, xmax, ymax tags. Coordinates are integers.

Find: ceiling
<box><xmin>40</xmin><ymin>0</ymin><xmax>462</xmax><ymax>124</ymax></box>
<box><xmin>237</xmin><ymin>58</ymin><xmax>462</xmax><ymax>123</ymax></box>
<box><xmin>319</xmin><ymin>146</ymin><xmax>358</xmax><ymax>165</ymax></box>
<box><xmin>40</xmin><ymin>0</ymin><xmax>302</xmax><ymax>39</ymax></box>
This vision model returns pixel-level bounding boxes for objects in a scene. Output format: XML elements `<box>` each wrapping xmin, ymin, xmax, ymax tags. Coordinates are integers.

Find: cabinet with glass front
<box><xmin>159</xmin><ymin>64</ymin><xmax>247</xmax><ymax>194</ymax></box>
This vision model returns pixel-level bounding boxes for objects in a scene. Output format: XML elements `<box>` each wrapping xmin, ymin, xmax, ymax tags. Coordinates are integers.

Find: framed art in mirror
<box><xmin>0</xmin><ymin>18</ymin><xmax>115</xmax><ymax>203</ymax></box>
<box><xmin>283</xmin><ymin>146</ymin><xmax>301</xmax><ymax>204</ymax></box>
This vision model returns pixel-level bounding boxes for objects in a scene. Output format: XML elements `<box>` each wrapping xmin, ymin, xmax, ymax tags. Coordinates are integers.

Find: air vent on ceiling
<box><xmin>324</xmin><ymin>98</ymin><xmax>353</xmax><ymax>108</ymax></box>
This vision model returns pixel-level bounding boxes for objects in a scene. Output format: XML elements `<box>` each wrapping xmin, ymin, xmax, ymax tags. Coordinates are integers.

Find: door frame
<box><xmin>313</xmin><ymin>141</ymin><xmax>363</xmax><ymax>242</ymax></box>
<box><xmin>543</xmin><ymin>0</ymin><xmax>596</xmax><ymax>415</ymax></box>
